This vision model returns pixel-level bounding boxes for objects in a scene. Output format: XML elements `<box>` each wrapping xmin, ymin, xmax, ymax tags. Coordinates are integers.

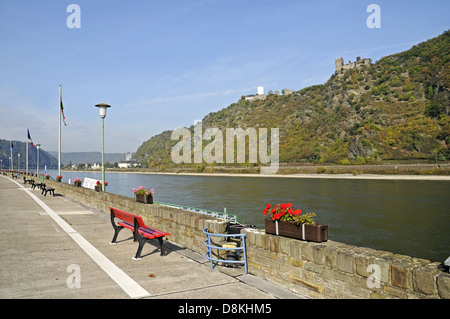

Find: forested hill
<box><xmin>135</xmin><ymin>30</ymin><xmax>449</xmax><ymax>167</ymax></box>
<box><xmin>0</xmin><ymin>139</ymin><xmax>58</xmax><ymax>170</ymax></box>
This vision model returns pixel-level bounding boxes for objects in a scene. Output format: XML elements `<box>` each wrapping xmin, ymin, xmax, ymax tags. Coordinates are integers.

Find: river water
<box><xmin>46</xmin><ymin>169</ymin><xmax>449</xmax><ymax>263</ymax></box>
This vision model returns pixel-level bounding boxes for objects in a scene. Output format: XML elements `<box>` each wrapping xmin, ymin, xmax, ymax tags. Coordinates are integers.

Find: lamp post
<box><xmin>36</xmin><ymin>144</ymin><xmax>41</xmax><ymax>177</ymax></box>
<box><xmin>18</xmin><ymin>153</ymin><xmax>20</xmax><ymax>172</ymax></box>
<box><xmin>95</xmin><ymin>103</ymin><xmax>111</xmax><ymax>192</ymax></box>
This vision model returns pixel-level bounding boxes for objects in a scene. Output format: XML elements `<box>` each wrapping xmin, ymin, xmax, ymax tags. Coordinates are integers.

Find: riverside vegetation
<box><xmin>134</xmin><ymin>31</ymin><xmax>449</xmax><ymax>174</ymax></box>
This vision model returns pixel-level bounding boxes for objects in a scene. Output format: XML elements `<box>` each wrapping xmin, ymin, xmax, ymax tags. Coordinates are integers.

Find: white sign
<box><xmin>82</xmin><ymin>177</ymin><xmax>99</xmax><ymax>190</ymax></box>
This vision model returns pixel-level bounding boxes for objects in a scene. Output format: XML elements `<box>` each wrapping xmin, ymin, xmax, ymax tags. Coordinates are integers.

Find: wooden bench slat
<box><xmin>110</xmin><ymin>207</ymin><xmax>145</xmax><ymax>228</ymax></box>
<box><xmin>138</xmin><ymin>229</ymin><xmax>156</xmax><ymax>240</ymax></box>
<box><xmin>139</xmin><ymin>227</ymin><xmax>170</xmax><ymax>238</ymax></box>
<box><xmin>118</xmin><ymin>221</ymin><xmax>134</xmax><ymax>230</ymax></box>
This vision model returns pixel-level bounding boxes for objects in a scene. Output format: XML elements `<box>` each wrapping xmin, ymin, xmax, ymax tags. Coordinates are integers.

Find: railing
<box><xmin>156</xmin><ymin>201</ymin><xmax>241</xmax><ymax>223</ymax></box>
<box><xmin>203</xmin><ymin>227</ymin><xmax>247</xmax><ymax>274</ymax></box>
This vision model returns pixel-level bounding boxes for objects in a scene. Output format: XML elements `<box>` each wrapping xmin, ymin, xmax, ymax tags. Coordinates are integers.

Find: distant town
<box><xmin>63</xmin><ymin>152</ymin><xmax>139</xmax><ymax>170</ymax></box>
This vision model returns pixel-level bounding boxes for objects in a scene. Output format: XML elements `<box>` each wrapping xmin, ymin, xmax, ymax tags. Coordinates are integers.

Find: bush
<box><xmin>425</xmin><ymin>101</ymin><xmax>446</xmax><ymax>118</ymax></box>
<box><xmin>316</xmin><ymin>167</ymin><xmax>327</xmax><ymax>174</ymax></box>
<box><xmin>339</xmin><ymin>158</ymin><xmax>352</xmax><ymax>165</ymax></box>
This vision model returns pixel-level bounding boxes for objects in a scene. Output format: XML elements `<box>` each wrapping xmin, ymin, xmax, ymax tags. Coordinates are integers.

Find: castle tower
<box><xmin>257</xmin><ymin>86</ymin><xmax>264</xmax><ymax>95</ymax></box>
<box><xmin>335</xmin><ymin>57</ymin><xmax>344</xmax><ymax>72</ymax></box>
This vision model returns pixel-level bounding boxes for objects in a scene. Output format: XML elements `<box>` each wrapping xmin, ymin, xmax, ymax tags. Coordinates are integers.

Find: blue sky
<box><xmin>1</xmin><ymin>0</ymin><xmax>449</xmax><ymax>153</ymax></box>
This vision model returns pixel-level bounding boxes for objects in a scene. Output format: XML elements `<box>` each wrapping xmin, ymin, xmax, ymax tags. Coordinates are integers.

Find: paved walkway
<box><xmin>0</xmin><ymin>175</ymin><xmax>305</xmax><ymax>300</ymax></box>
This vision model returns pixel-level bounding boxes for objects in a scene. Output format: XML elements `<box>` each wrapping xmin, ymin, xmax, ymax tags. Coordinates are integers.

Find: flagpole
<box><xmin>58</xmin><ymin>85</ymin><xmax>62</xmax><ymax>177</ymax></box>
<box><xmin>26</xmin><ymin>127</ymin><xmax>28</xmax><ymax>174</ymax></box>
<box><xmin>10</xmin><ymin>141</ymin><xmax>13</xmax><ymax>171</ymax></box>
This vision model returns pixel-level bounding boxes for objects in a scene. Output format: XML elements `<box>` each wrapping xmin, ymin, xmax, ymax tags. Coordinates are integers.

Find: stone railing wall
<box><xmin>241</xmin><ymin>228</ymin><xmax>449</xmax><ymax>299</ymax></box>
<box><xmin>46</xmin><ymin>179</ymin><xmax>449</xmax><ymax>299</ymax></box>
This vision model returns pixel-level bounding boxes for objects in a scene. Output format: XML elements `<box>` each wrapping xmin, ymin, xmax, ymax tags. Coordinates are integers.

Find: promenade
<box><xmin>0</xmin><ymin>175</ymin><xmax>304</xmax><ymax>300</ymax></box>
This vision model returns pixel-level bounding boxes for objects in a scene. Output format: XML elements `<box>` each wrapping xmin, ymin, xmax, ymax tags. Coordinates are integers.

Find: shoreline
<box><xmin>93</xmin><ymin>170</ymin><xmax>450</xmax><ymax>181</ymax></box>
<box><xmin>60</xmin><ymin>163</ymin><xmax>450</xmax><ymax>181</ymax></box>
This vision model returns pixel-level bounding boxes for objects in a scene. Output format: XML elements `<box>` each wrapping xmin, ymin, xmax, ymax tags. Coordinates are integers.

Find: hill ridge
<box><xmin>137</xmin><ymin>31</ymin><xmax>450</xmax><ymax>167</ymax></box>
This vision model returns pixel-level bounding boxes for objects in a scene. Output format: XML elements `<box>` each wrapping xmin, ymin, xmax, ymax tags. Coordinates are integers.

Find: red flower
<box><xmin>263</xmin><ymin>202</ymin><xmax>306</xmax><ymax>222</ymax></box>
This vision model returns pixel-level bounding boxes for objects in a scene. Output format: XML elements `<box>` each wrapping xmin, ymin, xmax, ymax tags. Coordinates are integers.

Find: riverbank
<box><xmin>66</xmin><ymin>165</ymin><xmax>450</xmax><ymax>181</ymax></box>
<box><xmin>66</xmin><ymin>162</ymin><xmax>450</xmax><ymax>181</ymax></box>
<box><xmin>107</xmin><ymin>171</ymin><xmax>450</xmax><ymax>181</ymax></box>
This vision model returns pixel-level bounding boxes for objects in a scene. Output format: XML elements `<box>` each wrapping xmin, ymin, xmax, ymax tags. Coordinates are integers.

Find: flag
<box><xmin>27</xmin><ymin>129</ymin><xmax>34</xmax><ymax>147</ymax></box>
<box><xmin>10</xmin><ymin>141</ymin><xmax>13</xmax><ymax>150</ymax></box>
<box><xmin>60</xmin><ymin>99</ymin><xmax>67</xmax><ymax>126</ymax></box>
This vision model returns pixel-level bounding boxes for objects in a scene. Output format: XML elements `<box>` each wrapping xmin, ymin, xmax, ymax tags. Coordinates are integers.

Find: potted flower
<box><xmin>95</xmin><ymin>180</ymin><xmax>108</xmax><ymax>192</ymax></box>
<box><xmin>263</xmin><ymin>203</ymin><xmax>328</xmax><ymax>242</ymax></box>
<box><xmin>132</xmin><ymin>186</ymin><xmax>154</xmax><ymax>204</ymax></box>
<box><xmin>73</xmin><ymin>178</ymin><xmax>82</xmax><ymax>187</ymax></box>
<box><xmin>45</xmin><ymin>174</ymin><xmax>49</xmax><ymax>180</ymax></box>
<box><xmin>56</xmin><ymin>175</ymin><xmax>62</xmax><ymax>182</ymax></box>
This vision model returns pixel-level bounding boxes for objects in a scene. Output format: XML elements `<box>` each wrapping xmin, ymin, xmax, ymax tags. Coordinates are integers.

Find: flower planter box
<box><xmin>135</xmin><ymin>193</ymin><xmax>153</xmax><ymax>204</ymax></box>
<box><xmin>265</xmin><ymin>218</ymin><xmax>328</xmax><ymax>242</ymax></box>
<box><xmin>95</xmin><ymin>185</ymin><xmax>103</xmax><ymax>192</ymax></box>
<box><xmin>74</xmin><ymin>181</ymin><xmax>81</xmax><ymax>187</ymax></box>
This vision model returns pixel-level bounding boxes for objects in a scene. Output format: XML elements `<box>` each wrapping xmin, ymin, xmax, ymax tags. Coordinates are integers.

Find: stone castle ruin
<box><xmin>335</xmin><ymin>56</ymin><xmax>371</xmax><ymax>73</ymax></box>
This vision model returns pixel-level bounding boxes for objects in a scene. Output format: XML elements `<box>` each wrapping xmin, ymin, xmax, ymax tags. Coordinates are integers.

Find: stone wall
<box><xmin>46</xmin><ymin>179</ymin><xmax>449</xmax><ymax>299</ymax></box>
<box><xmin>241</xmin><ymin>228</ymin><xmax>449</xmax><ymax>299</ymax></box>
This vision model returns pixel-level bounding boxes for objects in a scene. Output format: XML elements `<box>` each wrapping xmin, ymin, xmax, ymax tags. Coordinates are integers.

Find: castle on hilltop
<box><xmin>244</xmin><ymin>86</ymin><xmax>267</xmax><ymax>101</ymax></box>
<box><xmin>242</xmin><ymin>86</ymin><xmax>295</xmax><ymax>101</ymax></box>
<box><xmin>335</xmin><ymin>56</ymin><xmax>371</xmax><ymax>73</ymax></box>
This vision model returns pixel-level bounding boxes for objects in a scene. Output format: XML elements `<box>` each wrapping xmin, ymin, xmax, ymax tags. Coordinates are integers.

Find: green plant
<box><xmin>263</xmin><ymin>203</ymin><xmax>316</xmax><ymax>225</ymax></box>
<box><xmin>132</xmin><ymin>185</ymin><xmax>154</xmax><ymax>196</ymax></box>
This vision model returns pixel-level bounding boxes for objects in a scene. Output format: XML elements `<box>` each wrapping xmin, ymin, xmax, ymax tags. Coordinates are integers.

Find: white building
<box><xmin>257</xmin><ymin>86</ymin><xmax>264</xmax><ymax>95</ymax></box>
<box><xmin>244</xmin><ymin>86</ymin><xmax>267</xmax><ymax>101</ymax></box>
<box><xmin>118</xmin><ymin>152</ymin><xmax>138</xmax><ymax>168</ymax></box>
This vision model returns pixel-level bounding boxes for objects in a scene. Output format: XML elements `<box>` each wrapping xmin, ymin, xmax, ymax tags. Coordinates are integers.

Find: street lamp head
<box><xmin>36</xmin><ymin>144</ymin><xmax>41</xmax><ymax>150</ymax></box>
<box><xmin>95</xmin><ymin>103</ymin><xmax>111</xmax><ymax>119</ymax></box>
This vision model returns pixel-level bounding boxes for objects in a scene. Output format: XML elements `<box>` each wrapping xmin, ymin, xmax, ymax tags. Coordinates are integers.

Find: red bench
<box><xmin>109</xmin><ymin>206</ymin><xmax>171</xmax><ymax>259</ymax></box>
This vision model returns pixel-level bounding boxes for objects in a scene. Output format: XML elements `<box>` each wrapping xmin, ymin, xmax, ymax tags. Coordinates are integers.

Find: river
<box><xmin>46</xmin><ymin>169</ymin><xmax>449</xmax><ymax>263</ymax></box>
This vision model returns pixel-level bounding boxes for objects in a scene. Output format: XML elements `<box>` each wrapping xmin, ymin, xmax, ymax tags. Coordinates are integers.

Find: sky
<box><xmin>0</xmin><ymin>0</ymin><xmax>449</xmax><ymax>154</ymax></box>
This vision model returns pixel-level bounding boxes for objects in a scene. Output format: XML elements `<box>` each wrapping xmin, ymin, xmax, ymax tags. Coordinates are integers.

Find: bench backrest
<box><xmin>110</xmin><ymin>207</ymin><xmax>145</xmax><ymax>228</ymax></box>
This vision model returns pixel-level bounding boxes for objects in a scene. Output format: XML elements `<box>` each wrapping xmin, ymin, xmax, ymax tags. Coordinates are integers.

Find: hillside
<box><xmin>0</xmin><ymin>139</ymin><xmax>58</xmax><ymax>170</ymax></box>
<box><xmin>135</xmin><ymin>31</ymin><xmax>450</xmax><ymax>168</ymax></box>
